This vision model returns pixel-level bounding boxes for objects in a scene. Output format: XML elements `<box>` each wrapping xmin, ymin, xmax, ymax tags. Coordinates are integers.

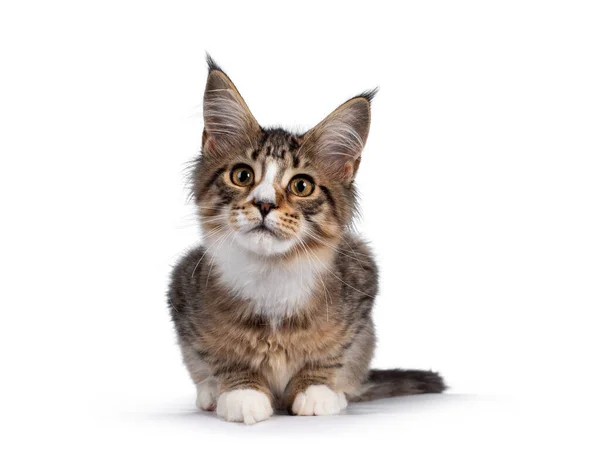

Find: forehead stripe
<box><xmin>247</xmin><ymin>162</ymin><xmax>278</xmax><ymax>204</ymax></box>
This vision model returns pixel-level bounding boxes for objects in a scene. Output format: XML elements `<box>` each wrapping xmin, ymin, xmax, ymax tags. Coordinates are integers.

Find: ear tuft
<box><xmin>205</xmin><ymin>53</ymin><xmax>223</xmax><ymax>73</ymax></box>
<box><xmin>356</xmin><ymin>87</ymin><xmax>379</xmax><ymax>103</ymax></box>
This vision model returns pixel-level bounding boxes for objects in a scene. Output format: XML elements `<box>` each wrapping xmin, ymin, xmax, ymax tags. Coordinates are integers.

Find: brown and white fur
<box><xmin>168</xmin><ymin>56</ymin><xmax>445</xmax><ymax>425</ymax></box>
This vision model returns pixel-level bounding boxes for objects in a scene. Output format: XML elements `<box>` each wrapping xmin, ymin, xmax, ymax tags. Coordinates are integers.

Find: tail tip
<box><xmin>367</xmin><ymin>368</ymin><xmax>447</xmax><ymax>394</ymax></box>
<box><xmin>418</xmin><ymin>370</ymin><xmax>447</xmax><ymax>394</ymax></box>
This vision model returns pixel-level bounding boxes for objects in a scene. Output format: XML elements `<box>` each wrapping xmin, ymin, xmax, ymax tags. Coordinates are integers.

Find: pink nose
<box><xmin>255</xmin><ymin>202</ymin><xmax>275</xmax><ymax>217</ymax></box>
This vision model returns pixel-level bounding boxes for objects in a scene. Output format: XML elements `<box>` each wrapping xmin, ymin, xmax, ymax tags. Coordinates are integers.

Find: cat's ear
<box><xmin>202</xmin><ymin>55</ymin><xmax>261</xmax><ymax>157</ymax></box>
<box><xmin>303</xmin><ymin>89</ymin><xmax>376</xmax><ymax>183</ymax></box>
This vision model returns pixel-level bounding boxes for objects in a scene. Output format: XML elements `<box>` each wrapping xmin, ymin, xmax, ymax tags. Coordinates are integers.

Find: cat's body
<box><xmin>169</xmin><ymin>231</ymin><xmax>376</xmax><ymax>409</ymax></box>
<box><xmin>168</xmin><ymin>56</ymin><xmax>444</xmax><ymax>424</ymax></box>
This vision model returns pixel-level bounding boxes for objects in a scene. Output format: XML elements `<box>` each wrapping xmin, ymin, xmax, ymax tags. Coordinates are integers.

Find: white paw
<box><xmin>216</xmin><ymin>389</ymin><xmax>273</xmax><ymax>425</ymax></box>
<box><xmin>196</xmin><ymin>377</ymin><xmax>218</xmax><ymax>411</ymax></box>
<box><xmin>292</xmin><ymin>385</ymin><xmax>348</xmax><ymax>416</ymax></box>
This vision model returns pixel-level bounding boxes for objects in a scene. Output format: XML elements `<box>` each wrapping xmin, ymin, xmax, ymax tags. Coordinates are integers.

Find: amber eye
<box><xmin>288</xmin><ymin>176</ymin><xmax>315</xmax><ymax>197</ymax></box>
<box><xmin>230</xmin><ymin>165</ymin><xmax>254</xmax><ymax>187</ymax></box>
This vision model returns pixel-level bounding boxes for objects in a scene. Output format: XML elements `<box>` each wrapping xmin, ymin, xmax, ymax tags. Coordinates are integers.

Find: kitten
<box><xmin>168</xmin><ymin>56</ymin><xmax>445</xmax><ymax>424</ymax></box>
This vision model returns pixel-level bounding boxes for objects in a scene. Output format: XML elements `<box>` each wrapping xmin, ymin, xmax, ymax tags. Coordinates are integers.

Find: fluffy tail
<box><xmin>350</xmin><ymin>369</ymin><xmax>446</xmax><ymax>402</ymax></box>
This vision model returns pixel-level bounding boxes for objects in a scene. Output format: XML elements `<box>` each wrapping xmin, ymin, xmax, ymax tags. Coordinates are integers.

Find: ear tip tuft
<box><xmin>205</xmin><ymin>52</ymin><xmax>223</xmax><ymax>73</ymax></box>
<box><xmin>357</xmin><ymin>87</ymin><xmax>379</xmax><ymax>103</ymax></box>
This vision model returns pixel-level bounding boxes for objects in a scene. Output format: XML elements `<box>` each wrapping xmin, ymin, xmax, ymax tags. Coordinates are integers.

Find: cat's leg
<box><xmin>215</xmin><ymin>371</ymin><xmax>273</xmax><ymax>425</ymax></box>
<box><xmin>335</xmin><ymin>319</ymin><xmax>375</xmax><ymax>399</ymax></box>
<box><xmin>178</xmin><ymin>342</ymin><xmax>219</xmax><ymax>411</ymax></box>
<box><xmin>195</xmin><ymin>376</ymin><xmax>218</xmax><ymax>411</ymax></box>
<box><xmin>285</xmin><ymin>366</ymin><xmax>348</xmax><ymax>416</ymax></box>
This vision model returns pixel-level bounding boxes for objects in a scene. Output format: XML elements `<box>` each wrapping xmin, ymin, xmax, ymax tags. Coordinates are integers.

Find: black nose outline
<box><xmin>254</xmin><ymin>201</ymin><xmax>276</xmax><ymax>218</ymax></box>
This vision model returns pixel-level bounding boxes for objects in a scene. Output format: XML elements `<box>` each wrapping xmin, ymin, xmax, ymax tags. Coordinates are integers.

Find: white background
<box><xmin>1</xmin><ymin>1</ymin><xmax>599</xmax><ymax>448</ymax></box>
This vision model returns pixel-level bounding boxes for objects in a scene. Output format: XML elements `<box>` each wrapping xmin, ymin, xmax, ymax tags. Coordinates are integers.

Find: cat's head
<box><xmin>192</xmin><ymin>56</ymin><xmax>375</xmax><ymax>258</ymax></box>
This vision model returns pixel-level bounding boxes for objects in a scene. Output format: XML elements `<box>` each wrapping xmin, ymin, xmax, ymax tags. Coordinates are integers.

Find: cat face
<box><xmin>192</xmin><ymin>58</ymin><xmax>374</xmax><ymax>257</ymax></box>
<box><xmin>195</xmin><ymin>129</ymin><xmax>345</xmax><ymax>256</ymax></box>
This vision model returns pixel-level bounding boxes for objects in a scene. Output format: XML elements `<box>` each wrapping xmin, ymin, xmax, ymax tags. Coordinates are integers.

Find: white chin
<box><xmin>234</xmin><ymin>231</ymin><xmax>295</xmax><ymax>256</ymax></box>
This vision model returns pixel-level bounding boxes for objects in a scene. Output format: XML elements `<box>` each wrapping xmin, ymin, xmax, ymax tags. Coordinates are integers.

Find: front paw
<box><xmin>216</xmin><ymin>389</ymin><xmax>273</xmax><ymax>425</ymax></box>
<box><xmin>292</xmin><ymin>385</ymin><xmax>348</xmax><ymax>416</ymax></box>
<box><xmin>196</xmin><ymin>377</ymin><xmax>218</xmax><ymax>411</ymax></box>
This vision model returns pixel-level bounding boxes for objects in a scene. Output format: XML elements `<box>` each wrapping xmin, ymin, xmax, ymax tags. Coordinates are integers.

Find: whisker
<box><xmin>190</xmin><ymin>225</ymin><xmax>226</xmax><ymax>279</ymax></box>
<box><xmin>301</xmin><ymin>238</ymin><xmax>374</xmax><ymax>299</ymax></box>
<box><xmin>303</xmin><ymin>229</ymin><xmax>367</xmax><ymax>265</ymax></box>
<box><xmin>297</xmin><ymin>237</ymin><xmax>331</xmax><ymax>322</ymax></box>
<box><xmin>205</xmin><ymin>230</ymin><xmax>234</xmax><ymax>288</ymax></box>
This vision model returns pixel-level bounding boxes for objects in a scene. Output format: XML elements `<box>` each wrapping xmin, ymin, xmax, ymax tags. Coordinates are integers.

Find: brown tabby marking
<box><xmin>168</xmin><ymin>55</ymin><xmax>445</xmax><ymax>423</ymax></box>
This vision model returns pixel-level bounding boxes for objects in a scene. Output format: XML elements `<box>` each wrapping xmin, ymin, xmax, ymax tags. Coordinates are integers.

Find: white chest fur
<box><xmin>206</xmin><ymin>238</ymin><xmax>333</xmax><ymax>319</ymax></box>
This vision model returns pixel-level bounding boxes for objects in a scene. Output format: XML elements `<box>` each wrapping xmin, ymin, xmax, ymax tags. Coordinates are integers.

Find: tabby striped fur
<box><xmin>168</xmin><ymin>56</ymin><xmax>445</xmax><ymax>424</ymax></box>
